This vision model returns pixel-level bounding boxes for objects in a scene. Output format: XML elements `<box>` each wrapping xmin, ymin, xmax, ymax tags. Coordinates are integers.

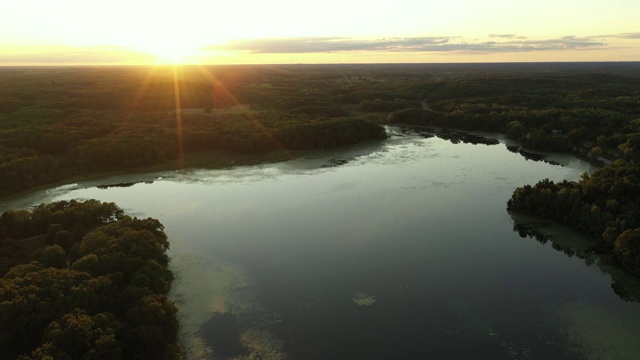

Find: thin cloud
<box><xmin>214</xmin><ymin>35</ymin><xmax>607</xmax><ymax>54</ymax></box>
<box><xmin>1</xmin><ymin>33</ymin><xmax>626</xmax><ymax>65</ymax></box>
<box><xmin>489</xmin><ymin>34</ymin><xmax>527</xmax><ymax>39</ymax></box>
<box><xmin>0</xmin><ymin>46</ymin><xmax>153</xmax><ymax>64</ymax></box>
<box><xmin>606</xmin><ymin>32</ymin><xmax>640</xmax><ymax>39</ymax></box>
<box><xmin>217</xmin><ymin>37</ymin><xmax>454</xmax><ymax>53</ymax></box>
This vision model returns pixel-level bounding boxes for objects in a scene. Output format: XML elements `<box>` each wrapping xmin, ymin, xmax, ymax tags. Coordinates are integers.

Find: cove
<box><xmin>2</xmin><ymin>126</ymin><xmax>640</xmax><ymax>360</ymax></box>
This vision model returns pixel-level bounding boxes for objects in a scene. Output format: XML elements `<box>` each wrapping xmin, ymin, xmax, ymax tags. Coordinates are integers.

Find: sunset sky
<box><xmin>1</xmin><ymin>0</ymin><xmax>639</xmax><ymax>65</ymax></box>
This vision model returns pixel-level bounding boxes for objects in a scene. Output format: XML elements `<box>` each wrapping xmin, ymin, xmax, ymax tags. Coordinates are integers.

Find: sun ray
<box><xmin>208</xmin><ymin>73</ymin><xmax>290</xmax><ymax>153</ymax></box>
<box><xmin>127</xmin><ymin>64</ymin><xmax>293</xmax><ymax>168</ymax></box>
<box><xmin>127</xmin><ymin>66</ymin><xmax>165</xmax><ymax>112</ymax></box>
<box><xmin>172</xmin><ymin>65</ymin><xmax>184</xmax><ymax>169</ymax></box>
<box><xmin>188</xmin><ymin>64</ymin><xmax>292</xmax><ymax>154</ymax></box>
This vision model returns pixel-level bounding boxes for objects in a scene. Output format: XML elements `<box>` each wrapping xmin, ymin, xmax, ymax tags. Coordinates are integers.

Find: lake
<box><xmin>3</xmin><ymin>126</ymin><xmax>640</xmax><ymax>359</ymax></box>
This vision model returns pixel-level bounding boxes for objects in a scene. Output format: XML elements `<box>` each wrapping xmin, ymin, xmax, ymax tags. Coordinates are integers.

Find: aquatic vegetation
<box><xmin>353</xmin><ymin>292</ymin><xmax>376</xmax><ymax>306</ymax></box>
<box><xmin>169</xmin><ymin>253</ymin><xmax>288</xmax><ymax>359</ymax></box>
<box><xmin>237</xmin><ymin>328</ymin><xmax>288</xmax><ymax>360</ymax></box>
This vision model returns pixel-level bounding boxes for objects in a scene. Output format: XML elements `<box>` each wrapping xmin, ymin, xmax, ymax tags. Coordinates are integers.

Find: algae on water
<box><xmin>169</xmin><ymin>253</ymin><xmax>288</xmax><ymax>359</ymax></box>
<box><xmin>353</xmin><ymin>292</ymin><xmax>376</xmax><ymax>306</ymax></box>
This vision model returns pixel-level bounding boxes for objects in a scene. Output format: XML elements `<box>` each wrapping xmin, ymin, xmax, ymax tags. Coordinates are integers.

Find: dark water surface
<box><xmin>3</xmin><ymin>127</ymin><xmax>640</xmax><ymax>359</ymax></box>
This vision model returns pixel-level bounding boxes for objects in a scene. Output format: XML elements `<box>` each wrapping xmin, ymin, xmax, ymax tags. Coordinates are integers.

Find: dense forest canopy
<box><xmin>0</xmin><ymin>200</ymin><xmax>180</xmax><ymax>359</ymax></box>
<box><xmin>0</xmin><ymin>65</ymin><xmax>392</xmax><ymax>197</ymax></box>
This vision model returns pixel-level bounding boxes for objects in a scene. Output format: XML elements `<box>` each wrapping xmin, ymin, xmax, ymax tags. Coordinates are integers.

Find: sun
<box><xmin>136</xmin><ymin>42</ymin><xmax>202</xmax><ymax>64</ymax></box>
<box><xmin>122</xmin><ymin>31</ymin><xmax>215</xmax><ymax>65</ymax></box>
<box><xmin>153</xmin><ymin>47</ymin><xmax>197</xmax><ymax>64</ymax></box>
<box><xmin>100</xmin><ymin>11</ymin><xmax>240</xmax><ymax>65</ymax></box>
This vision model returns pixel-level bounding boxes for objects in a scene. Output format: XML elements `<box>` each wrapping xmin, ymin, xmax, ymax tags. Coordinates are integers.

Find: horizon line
<box><xmin>1</xmin><ymin>60</ymin><xmax>639</xmax><ymax>68</ymax></box>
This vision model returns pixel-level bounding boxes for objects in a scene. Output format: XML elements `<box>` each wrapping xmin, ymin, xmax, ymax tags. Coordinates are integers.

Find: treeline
<box><xmin>0</xmin><ymin>109</ymin><xmax>385</xmax><ymax>195</ymax></box>
<box><xmin>381</xmin><ymin>71</ymin><xmax>640</xmax><ymax>157</ymax></box>
<box><xmin>0</xmin><ymin>200</ymin><xmax>180</xmax><ymax>359</ymax></box>
<box><xmin>508</xmin><ymin>161</ymin><xmax>640</xmax><ymax>276</ymax></box>
<box><xmin>0</xmin><ymin>69</ymin><xmax>387</xmax><ymax>196</ymax></box>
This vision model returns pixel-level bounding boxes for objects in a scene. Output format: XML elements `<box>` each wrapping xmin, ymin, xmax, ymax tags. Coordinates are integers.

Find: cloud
<box><xmin>2</xmin><ymin>32</ymin><xmax>628</xmax><ymax>65</ymax></box>
<box><xmin>0</xmin><ymin>46</ymin><xmax>153</xmax><ymax>65</ymax></box>
<box><xmin>216</xmin><ymin>37</ymin><xmax>454</xmax><ymax>53</ymax></box>
<box><xmin>213</xmin><ymin>35</ymin><xmax>607</xmax><ymax>54</ymax></box>
<box><xmin>488</xmin><ymin>34</ymin><xmax>527</xmax><ymax>39</ymax></box>
<box><xmin>606</xmin><ymin>32</ymin><xmax>640</xmax><ymax>39</ymax></box>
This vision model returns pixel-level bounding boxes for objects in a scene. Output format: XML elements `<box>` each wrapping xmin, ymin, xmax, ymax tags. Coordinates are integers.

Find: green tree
<box><xmin>614</xmin><ymin>228</ymin><xmax>640</xmax><ymax>275</ymax></box>
<box><xmin>38</xmin><ymin>245</ymin><xmax>67</xmax><ymax>269</ymax></box>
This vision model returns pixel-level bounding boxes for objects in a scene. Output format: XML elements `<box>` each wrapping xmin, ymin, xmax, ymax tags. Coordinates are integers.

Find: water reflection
<box><xmin>96</xmin><ymin>180</ymin><xmax>154</xmax><ymax>189</ymax></box>
<box><xmin>399</xmin><ymin>125</ymin><xmax>563</xmax><ymax>166</ymax></box>
<box><xmin>506</xmin><ymin>144</ymin><xmax>562</xmax><ymax>165</ymax></box>
<box><xmin>3</xmin><ymin>128</ymin><xmax>639</xmax><ymax>359</ymax></box>
<box><xmin>510</xmin><ymin>212</ymin><xmax>640</xmax><ymax>303</ymax></box>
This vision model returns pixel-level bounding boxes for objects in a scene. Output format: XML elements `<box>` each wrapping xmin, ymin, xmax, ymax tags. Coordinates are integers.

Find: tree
<box><xmin>38</xmin><ymin>245</ymin><xmax>67</xmax><ymax>269</ymax></box>
<box><xmin>30</xmin><ymin>310</ymin><xmax>123</xmax><ymax>360</ymax></box>
<box><xmin>614</xmin><ymin>228</ymin><xmax>640</xmax><ymax>275</ymax></box>
<box><xmin>0</xmin><ymin>200</ymin><xmax>180</xmax><ymax>358</ymax></box>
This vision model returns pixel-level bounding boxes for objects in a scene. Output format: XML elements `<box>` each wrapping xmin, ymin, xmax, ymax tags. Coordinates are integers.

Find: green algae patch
<box><xmin>353</xmin><ymin>292</ymin><xmax>376</xmax><ymax>306</ymax></box>
<box><xmin>169</xmin><ymin>253</ymin><xmax>287</xmax><ymax>359</ymax></box>
<box><xmin>169</xmin><ymin>254</ymin><xmax>254</xmax><ymax>358</ymax></box>
<box><xmin>237</xmin><ymin>329</ymin><xmax>288</xmax><ymax>360</ymax></box>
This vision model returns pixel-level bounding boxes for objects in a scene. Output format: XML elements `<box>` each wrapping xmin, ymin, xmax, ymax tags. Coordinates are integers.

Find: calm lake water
<box><xmin>3</xmin><ymin>127</ymin><xmax>640</xmax><ymax>359</ymax></box>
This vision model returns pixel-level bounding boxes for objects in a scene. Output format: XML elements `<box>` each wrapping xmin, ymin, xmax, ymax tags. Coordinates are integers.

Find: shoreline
<box><xmin>2</xmin><ymin>123</ymin><xmax>600</xmax><ymax>203</ymax></box>
<box><xmin>0</xmin><ymin>149</ymin><xmax>299</xmax><ymax>203</ymax></box>
<box><xmin>0</xmin><ymin>136</ymin><xmax>389</xmax><ymax>205</ymax></box>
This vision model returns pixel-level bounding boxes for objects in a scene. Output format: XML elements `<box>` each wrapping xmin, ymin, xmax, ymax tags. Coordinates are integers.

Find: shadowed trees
<box><xmin>508</xmin><ymin>161</ymin><xmax>640</xmax><ymax>277</ymax></box>
<box><xmin>0</xmin><ymin>200</ymin><xmax>180</xmax><ymax>359</ymax></box>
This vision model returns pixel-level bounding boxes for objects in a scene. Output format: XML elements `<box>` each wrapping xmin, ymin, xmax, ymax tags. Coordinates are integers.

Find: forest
<box><xmin>0</xmin><ymin>65</ymin><xmax>389</xmax><ymax>197</ymax></box>
<box><xmin>1</xmin><ymin>64</ymin><xmax>639</xmax><ymax>197</ymax></box>
<box><xmin>1</xmin><ymin>63</ymin><xmax>639</xmax><ymax>357</ymax></box>
<box><xmin>0</xmin><ymin>200</ymin><xmax>180</xmax><ymax>359</ymax></box>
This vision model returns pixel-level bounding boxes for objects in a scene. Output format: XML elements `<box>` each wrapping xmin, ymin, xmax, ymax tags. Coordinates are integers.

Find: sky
<box><xmin>1</xmin><ymin>0</ymin><xmax>639</xmax><ymax>65</ymax></box>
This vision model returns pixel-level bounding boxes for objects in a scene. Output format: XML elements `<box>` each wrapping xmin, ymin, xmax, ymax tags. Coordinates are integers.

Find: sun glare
<box><xmin>137</xmin><ymin>43</ymin><xmax>199</xmax><ymax>64</ymax></box>
<box><xmin>124</xmin><ymin>32</ymin><xmax>216</xmax><ymax>64</ymax></box>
